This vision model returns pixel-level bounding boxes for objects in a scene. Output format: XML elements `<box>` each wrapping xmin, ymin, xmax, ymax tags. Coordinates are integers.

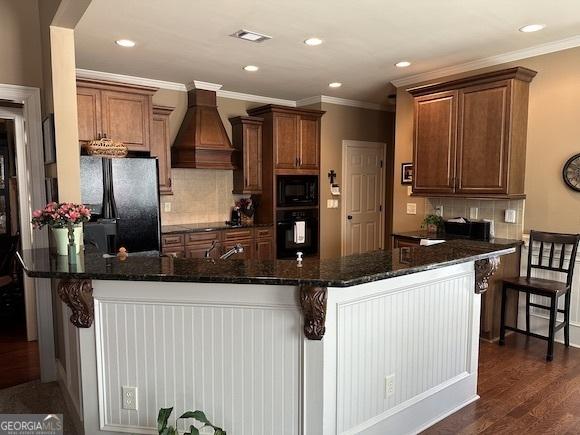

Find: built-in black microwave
<box><xmin>277</xmin><ymin>175</ymin><xmax>318</xmax><ymax>207</ymax></box>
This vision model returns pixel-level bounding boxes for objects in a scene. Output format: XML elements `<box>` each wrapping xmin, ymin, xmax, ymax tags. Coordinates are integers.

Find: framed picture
<box><xmin>43</xmin><ymin>114</ymin><xmax>56</xmax><ymax>164</ymax></box>
<box><xmin>401</xmin><ymin>162</ymin><xmax>413</xmax><ymax>185</ymax></box>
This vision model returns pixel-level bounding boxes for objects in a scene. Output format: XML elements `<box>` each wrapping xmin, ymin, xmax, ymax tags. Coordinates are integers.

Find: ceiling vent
<box><xmin>230</xmin><ymin>29</ymin><xmax>272</xmax><ymax>43</ymax></box>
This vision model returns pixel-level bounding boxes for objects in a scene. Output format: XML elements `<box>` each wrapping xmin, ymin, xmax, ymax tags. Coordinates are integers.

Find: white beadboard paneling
<box><xmin>334</xmin><ymin>273</ymin><xmax>473</xmax><ymax>433</ymax></box>
<box><xmin>93</xmin><ymin>282</ymin><xmax>302</xmax><ymax>435</ymax></box>
<box><xmin>517</xmin><ymin>245</ymin><xmax>580</xmax><ymax>347</ymax></box>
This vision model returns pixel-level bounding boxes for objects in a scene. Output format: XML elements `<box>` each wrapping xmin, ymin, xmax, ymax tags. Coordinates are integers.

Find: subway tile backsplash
<box><xmin>160</xmin><ymin>169</ymin><xmax>243</xmax><ymax>226</ymax></box>
<box><xmin>426</xmin><ymin>198</ymin><xmax>524</xmax><ymax>240</ymax></box>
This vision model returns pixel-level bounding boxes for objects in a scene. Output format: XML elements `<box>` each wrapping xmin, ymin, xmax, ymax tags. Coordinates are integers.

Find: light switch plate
<box><xmin>164</xmin><ymin>202</ymin><xmax>171</xmax><ymax>213</ymax></box>
<box><xmin>504</xmin><ymin>209</ymin><xmax>516</xmax><ymax>223</ymax></box>
<box><xmin>122</xmin><ymin>386</ymin><xmax>138</xmax><ymax>410</ymax></box>
<box><xmin>327</xmin><ymin>199</ymin><xmax>333</xmax><ymax>208</ymax></box>
<box><xmin>406</xmin><ymin>203</ymin><xmax>417</xmax><ymax>215</ymax></box>
<box><xmin>333</xmin><ymin>199</ymin><xmax>339</xmax><ymax>208</ymax></box>
<box><xmin>407</xmin><ymin>186</ymin><xmax>413</xmax><ymax>196</ymax></box>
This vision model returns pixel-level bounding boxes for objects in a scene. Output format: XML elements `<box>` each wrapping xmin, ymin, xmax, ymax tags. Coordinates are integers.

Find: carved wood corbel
<box><xmin>475</xmin><ymin>256</ymin><xmax>501</xmax><ymax>294</ymax></box>
<box><xmin>57</xmin><ymin>279</ymin><xmax>94</xmax><ymax>328</ymax></box>
<box><xmin>299</xmin><ymin>285</ymin><xmax>327</xmax><ymax>340</ymax></box>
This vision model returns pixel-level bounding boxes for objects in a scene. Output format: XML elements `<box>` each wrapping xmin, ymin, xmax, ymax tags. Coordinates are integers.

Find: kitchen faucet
<box><xmin>204</xmin><ymin>241</ymin><xmax>244</xmax><ymax>259</ymax></box>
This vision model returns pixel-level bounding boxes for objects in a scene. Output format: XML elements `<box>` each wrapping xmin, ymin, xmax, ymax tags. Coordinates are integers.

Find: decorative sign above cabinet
<box><xmin>563</xmin><ymin>153</ymin><xmax>580</xmax><ymax>192</ymax></box>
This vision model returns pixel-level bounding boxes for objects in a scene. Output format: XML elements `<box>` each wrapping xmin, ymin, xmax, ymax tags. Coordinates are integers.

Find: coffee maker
<box><xmin>229</xmin><ymin>206</ymin><xmax>241</xmax><ymax>226</ymax></box>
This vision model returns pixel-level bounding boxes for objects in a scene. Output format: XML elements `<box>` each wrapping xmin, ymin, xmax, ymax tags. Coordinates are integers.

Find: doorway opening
<box><xmin>0</xmin><ymin>116</ymin><xmax>39</xmax><ymax>388</ymax></box>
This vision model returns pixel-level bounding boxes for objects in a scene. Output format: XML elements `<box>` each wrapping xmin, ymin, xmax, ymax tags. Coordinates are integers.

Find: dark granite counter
<box><xmin>393</xmin><ymin>230</ymin><xmax>523</xmax><ymax>246</ymax></box>
<box><xmin>18</xmin><ymin>239</ymin><xmax>514</xmax><ymax>287</ymax></box>
<box><xmin>162</xmin><ymin>222</ymin><xmax>271</xmax><ymax>234</ymax></box>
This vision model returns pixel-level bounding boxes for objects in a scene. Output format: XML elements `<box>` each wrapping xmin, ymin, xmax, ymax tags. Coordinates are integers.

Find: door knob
<box><xmin>347</xmin><ymin>215</ymin><xmax>353</xmax><ymax>220</ymax></box>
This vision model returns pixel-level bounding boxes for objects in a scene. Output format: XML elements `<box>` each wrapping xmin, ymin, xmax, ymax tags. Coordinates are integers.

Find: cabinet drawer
<box><xmin>255</xmin><ymin>227</ymin><xmax>273</xmax><ymax>239</ymax></box>
<box><xmin>223</xmin><ymin>228</ymin><xmax>253</xmax><ymax>241</ymax></box>
<box><xmin>393</xmin><ymin>236</ymin><xmax>420</xmax><ymax>248</ymax></box>
<box><xmin>185</xmin><ymin>231</ymin><xmax>221</xmax><ymax>245</ymax></box>
<box><xmin>162</xmin><ymin>234</ymin><xmax>185</xmax><ymax>248</ymax></box>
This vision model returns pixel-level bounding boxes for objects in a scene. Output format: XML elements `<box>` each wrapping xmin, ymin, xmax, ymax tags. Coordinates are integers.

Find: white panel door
<box><xmin>343</xmin><ymin>141</ymin><xmax>386</xmax><ymax>256</ymax></box>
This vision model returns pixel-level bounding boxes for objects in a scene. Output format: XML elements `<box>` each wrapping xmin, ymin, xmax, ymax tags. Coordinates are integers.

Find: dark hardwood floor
<box><xmin>0</xmin><ymin>315</ymin><xmax>40</xmax><ymax>389</ymax></box>
<box><xmin>423</xmin><ymin>334</ymin><xmax>580</xmax><ymax>434</ymax></box>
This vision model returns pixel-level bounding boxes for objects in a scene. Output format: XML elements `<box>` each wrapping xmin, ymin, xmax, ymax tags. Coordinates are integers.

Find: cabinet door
<box><xmin>255</xmin><ymin>237</ymin><xmax>274</xmax><ymax>260</ymax></box>
<box><xmin>413</xmin><ymin>91</ymin><xmax>457</xmax><ymax>194</ymax></box>
<box><xmin>456</xmin><ymin>82</ymin><xmax>510</xmax><ymax>194</ymax></box>
<box><xmin>298</xmin><ymin>115</ymin><xmax>320</xmax><ymax>169</ymax></box>
<box><xmin>77</xmin><ymin>87</ymin><xmax>102</xmax><ymax>146</ymax></box>
<box><xmin>101</xmin><ymin>90</ymin><xmax>151</xmax><ymax>151</ymax></box>
<box><xmin>244</xmin><ymin>122</ymin><xmax>262</xmax><ymax>191</ymax></box>
<box><xmin>274</xmin><ymin>113</ymin><xmax>299</xmax><ymax>169</ymax></box>
<box><xmin>151</xmin><ymin>112</ymin><xmax>172</xmax><ymax>194</ymax></box>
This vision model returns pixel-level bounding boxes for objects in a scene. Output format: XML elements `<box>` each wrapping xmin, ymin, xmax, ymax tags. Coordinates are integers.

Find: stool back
<box><xmin>527</xmin><ymin>230</ymin><xmax>580</xmax><ymax>287</ymax></box>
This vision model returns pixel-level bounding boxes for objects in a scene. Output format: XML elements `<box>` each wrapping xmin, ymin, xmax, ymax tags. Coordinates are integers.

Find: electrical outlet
<box><xmin>505</xmin><ymin>209</ymin><xmax>516</xmax><ymax>223</ymax></box>
<box><xmin>122</xmin><ymin>386</ymin><xmax>138</xmax><ymax>410</ymax></box>
<box><xmin>385</xmin><ymin>374</ymin><xmax>395</xmax><ymax>398</ymax></box>
<box><xmin>406</xmin><ymin>203</ymin><xmax>417</xmax><ymax>215</ymax></box>
<box><xmin>469</xmin><ymin>207</ymin><xmax>478</xmax><ymax>220</ymax></box>
<box><xmin>164</xmin><ymin>202</ymin><xmax>171</xmax><ymax>213</ymax></box>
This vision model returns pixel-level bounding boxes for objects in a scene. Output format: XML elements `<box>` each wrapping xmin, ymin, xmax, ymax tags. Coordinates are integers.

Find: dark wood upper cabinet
<box><xmin>298</xmin><ymin>115</ymin><xmax>320</xmax><ymax>170</ymax></box>
<box><xmin>408</xmin><ymin>67</ymin><xmax>536</xmax><ymax>199</ymax></box>
<box><xmin>151</xmin><ymin>105</ymin><xmax>174</xmax><ymax>195</ymax></box>
<box><xmin>229</xmin><ymin>116</ymin><xmax>263</xmax><ymax>194</ymax></box>
<box><xmin>247</xmin><ymin>105</ymin><xmax>324</xmax><ymax>174</ymax></box>
<box><xmin>413</xmin><ymin>91</ymin><xmax>457</xmax><ymax>195</ymax></box>
<box><xmin>76</xmin><ymin>79</ymin><xmax>156</xmax><ymax>152</ymax></box>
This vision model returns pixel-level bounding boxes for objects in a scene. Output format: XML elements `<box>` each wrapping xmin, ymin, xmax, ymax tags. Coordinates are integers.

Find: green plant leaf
<box><xmin>158</xmin><ymin>407</ymin><xmax>174</xmax><ymax>433</ymax></box>
<box><xmin>214</xmin><ymin>428</ymin><xmax>226</xmax><ymax>435</ymax></box>
<box><xmin>189</xmin><ymin>425</ymin><xmax>199</xmax><ymax>435</ymax></box>
<box><xmin>179</xmin><ymin>411</ymin><xmax>209</xmax><ymax>424</ymax></box>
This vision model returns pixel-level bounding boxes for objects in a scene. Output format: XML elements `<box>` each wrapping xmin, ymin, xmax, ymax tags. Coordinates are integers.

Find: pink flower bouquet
<box><xmin>31</xmin><ymin>202</ymin><xmax>92</xmax><ymax>229</ymax></box>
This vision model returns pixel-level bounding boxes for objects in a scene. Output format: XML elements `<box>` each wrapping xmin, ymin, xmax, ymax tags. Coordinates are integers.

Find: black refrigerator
<box><xmin>80</xmin><ymin>156</ymin><xmax>161</xmax><ymax>254</ymax></box>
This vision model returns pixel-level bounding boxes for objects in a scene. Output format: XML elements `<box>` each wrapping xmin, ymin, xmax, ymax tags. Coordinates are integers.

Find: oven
<box><xmin>276</xmin><ymin>209</ymin><xmax>318</xmax><ymax>258</ymax></box>
<box><xmin>277</xmin><ymin>175</ymin><xmax>318</xmax><ymax>207</ymax></box>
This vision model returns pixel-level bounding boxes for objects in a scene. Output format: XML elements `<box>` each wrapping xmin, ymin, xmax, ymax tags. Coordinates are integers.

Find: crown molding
<box><xmin>217</xmin><ymin>89</ymin><xmax>296</xmax><ymax>107</ymax></box>
<box><xmin>391</xmin><ymin>35</ymin><xmax>580</xmax><ymax>88</ymax></box>
<box><xmin>75</xmin><ymin>68</ymin><xmax>385</xmax><ymax>110</ymax></box>
<box><xmin>75</xmin><ymin>68</ymin><xmax>187</xmax><ymax>91</ymax></box>
<box><xmin>186</xmin><ymin>80</ymin><xmax>223</xmax><ymax>92</ymax></box>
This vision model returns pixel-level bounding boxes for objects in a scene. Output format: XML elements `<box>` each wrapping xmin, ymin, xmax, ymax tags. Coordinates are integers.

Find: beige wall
<box><xmin>319</xmin><ymin>103</ymin><xmax>394</xmax><ymax>258</ymax></box>
<box><xmin>393</xmin><ymin>46</ymin><xmax>580</xmax><ymax>236</ymax></box>
<box><xmin>0</xmin><ymin>0</ymin><xmax>43</xmax><ymax>88</ymax></box>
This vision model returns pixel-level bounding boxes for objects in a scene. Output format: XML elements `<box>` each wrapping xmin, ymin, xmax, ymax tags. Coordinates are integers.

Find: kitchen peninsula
<box><xmin>19</xmin><ymin>240</ymin><xmax>513</xmax><ymax>435</ymax></box>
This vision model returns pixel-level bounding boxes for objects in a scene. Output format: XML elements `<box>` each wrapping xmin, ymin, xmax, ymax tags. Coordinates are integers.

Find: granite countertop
<box><xmin>18</xmin><ymin>239</ymin><xmax>514</xmax><ymax>287</ymax></box>
<box><xmin>393</xmin><ymin>230</ymin><xmax>523</xmax><ymax>246</ymax></box>
<box><xmin>162</xmin><ymin>221</ymin><xmax>272</xmax><ymax>234</ymax></box>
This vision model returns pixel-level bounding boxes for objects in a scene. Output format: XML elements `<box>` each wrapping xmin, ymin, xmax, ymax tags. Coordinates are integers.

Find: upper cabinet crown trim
<box><xmin>407</xmin><ymin>67</ymin><xmax>537</xmax><ymax>96</ymax></box>
<box><xmin>247</xmin><ymin>104</ymin><xmax>326</xmax><ymax>117</ymax></box>
<box><xmin>76</xmin><ymin>77</ymin><xmax>158</xmax><ymax>94</ymax></box>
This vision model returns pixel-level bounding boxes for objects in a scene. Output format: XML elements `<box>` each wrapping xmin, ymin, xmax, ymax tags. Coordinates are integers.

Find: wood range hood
<box><xmin>171</xmin><ymin>88</ymin><xmax>235</xmax><ymax>169</ymax></box>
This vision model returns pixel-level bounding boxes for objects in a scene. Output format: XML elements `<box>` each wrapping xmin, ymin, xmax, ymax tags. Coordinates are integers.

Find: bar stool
<box><xmin>499</xmin><ymin>230</ymin><xmax>580</xmax><ymax>361</ymax></box>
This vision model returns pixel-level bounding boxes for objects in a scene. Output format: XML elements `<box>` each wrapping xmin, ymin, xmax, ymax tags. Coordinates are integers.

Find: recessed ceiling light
<box><xmin>230</xmin><ymin>29</ymin><xmax>272</xmax><ymax>43</ymax></box>
<box><xmin>243</xmin><ymin>65</ymin><xmax>259</xmax><ymax>72</ymax></box>
<box><xmin>519</xmin><ymin>24</ymin><xmax>545</xmax><ymax>33</ymax></box>
<box><xmin>395</xmin><ymin>61</ymin><xmax>411</xmax><ymax>68</ymax></box>
<box><xmin>328</xmin><ymin>82</ymin><xmax>342</xmax><ymax>88</ymax></box>
<box><xmin>304</xmin><ymin>37</ymin><xmax>323</xmax><ymax>46</ymax></box>
<box><xmin>115</xmin><ymin>39</ymin><xmax>136</xmax><ymax>48</ymax></box>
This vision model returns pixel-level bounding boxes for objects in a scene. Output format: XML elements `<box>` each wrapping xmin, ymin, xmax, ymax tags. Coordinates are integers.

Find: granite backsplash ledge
<box><xmin>426</xmin><ymin>198</ymin><xmax>525</xmax><ymax>240</ymax></box>
<box><xmin>160</xmin><ymin>169</ymin><xmax>245</xmax><ymax>226</ymax></box>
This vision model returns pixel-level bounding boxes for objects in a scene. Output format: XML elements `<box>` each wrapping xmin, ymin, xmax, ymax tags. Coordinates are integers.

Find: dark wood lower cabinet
<box><xmin>161</xmin><ymin>226</ymin><xmax>275</xmax><ymax>261</ymax></box>
<box><xmin>393</xmin><ymin>235</ymin><xmax>521</xmax><ymax>341</ymax></box>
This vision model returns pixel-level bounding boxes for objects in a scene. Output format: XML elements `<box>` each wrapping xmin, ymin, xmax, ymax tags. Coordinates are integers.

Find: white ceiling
<box><xmin>74</xmin><ymin>0</ymin><xmax>580</xmax><ymax>104</ymax></box>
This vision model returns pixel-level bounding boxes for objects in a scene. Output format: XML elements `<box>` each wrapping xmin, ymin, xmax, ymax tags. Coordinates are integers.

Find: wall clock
<box><xmin>563</xmin><ymin>153</ymin><xmax>580</xmax><ymax>192</ymax></box>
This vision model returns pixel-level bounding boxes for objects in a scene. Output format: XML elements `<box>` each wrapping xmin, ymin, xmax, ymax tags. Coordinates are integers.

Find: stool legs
<box><xmin>547</xmin><ymin>295</ymin><xmax>557</xmax><ymax>362</ymax></box>
<box><xmin>499</xmin><ymin>283</ymin><xmax>508</xmax><ymax>346</ymax></box>
<box><xmin>564</xmin><ymin>291</ymin><xmax>571</xmax><ymax>348</ymax></box>
<box><xmin>525</xmin><ymin>293</ymin><xmax>531</xmax><ymax>334</ymax></box>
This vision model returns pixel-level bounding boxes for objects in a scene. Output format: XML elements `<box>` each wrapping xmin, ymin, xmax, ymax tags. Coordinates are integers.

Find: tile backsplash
<box><xmin>426</xmin><ymin>197</ymin><xmax>525</xmax><ymax>240</ymax></box>
<box><xmin>160</xmin><ymin>169</ymin><xmax>243</xmax><ymax>226</ymax></box>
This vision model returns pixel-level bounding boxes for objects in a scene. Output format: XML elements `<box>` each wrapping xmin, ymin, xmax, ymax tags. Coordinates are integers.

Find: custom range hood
<box><xmin>171</xmin><ymin>85</ymin><xmax>235</xmax><ymax>169</ymax></box>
